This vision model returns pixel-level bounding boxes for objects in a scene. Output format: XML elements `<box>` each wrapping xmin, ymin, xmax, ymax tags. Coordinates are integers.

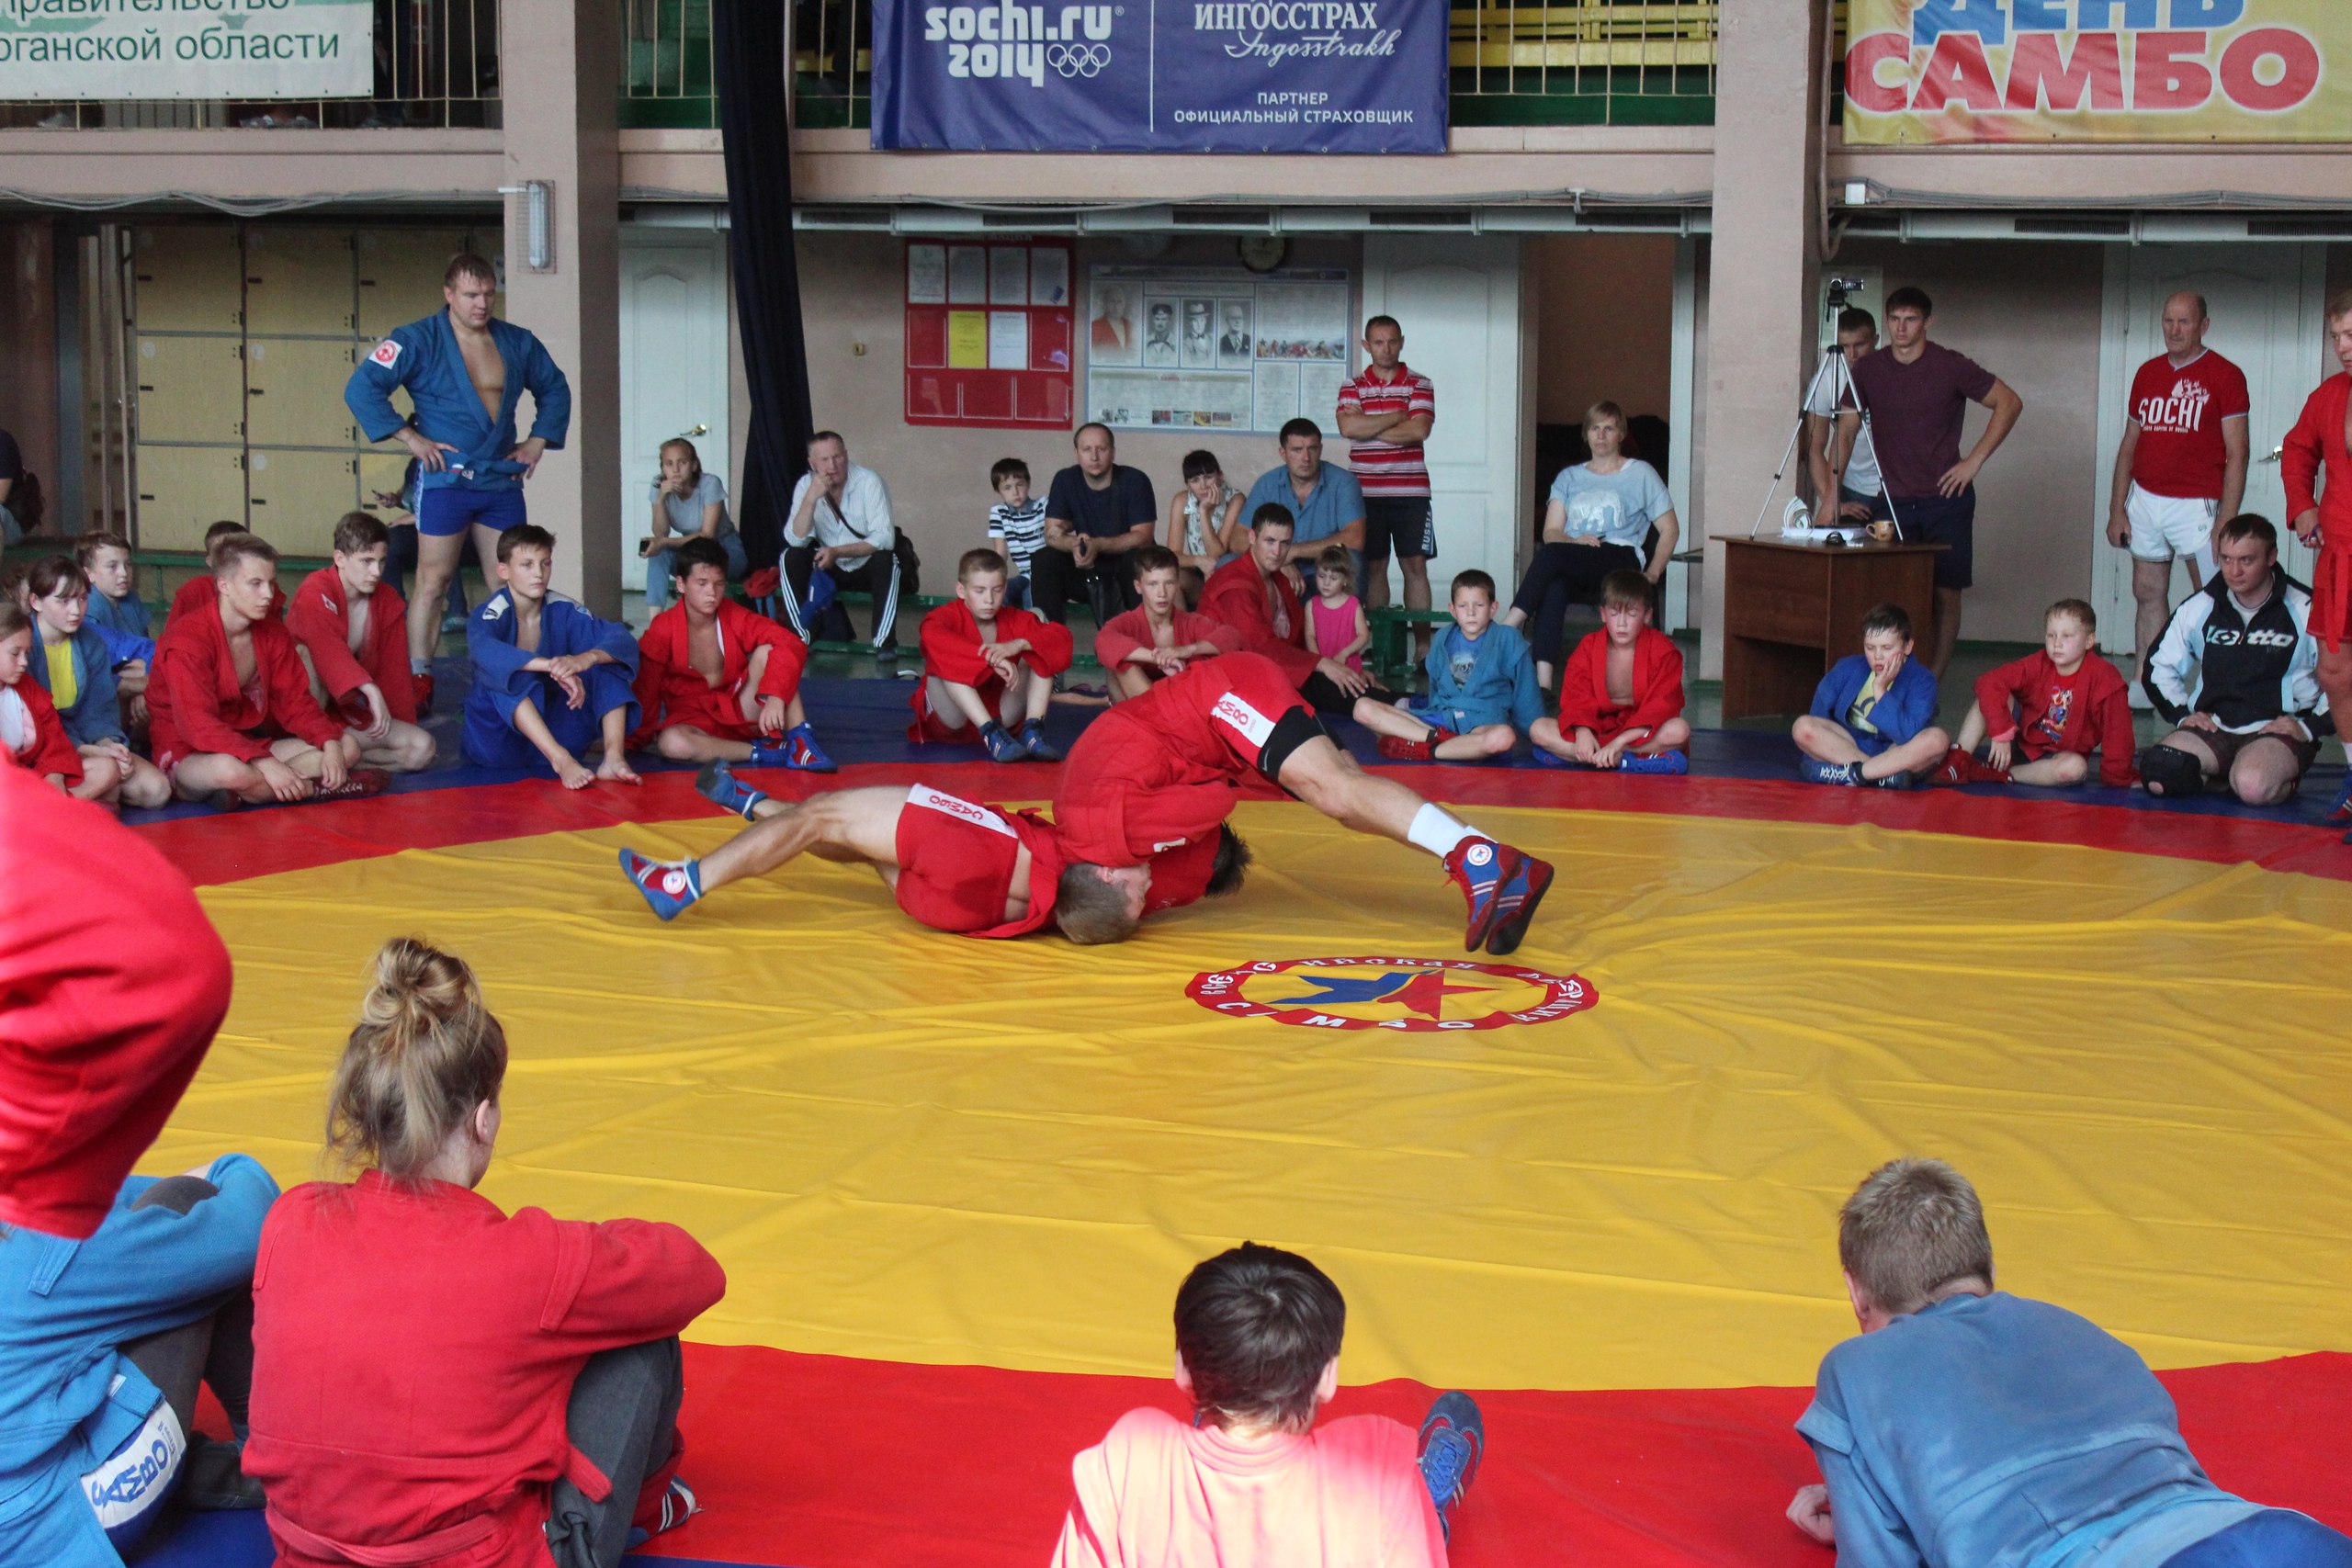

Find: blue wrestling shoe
<box><xmin>1418</xmin><ymin>1391</ymin><xmax>1485</xmax><ymax>1543</ymax></box>
<box><xmin>2326</xmin><ymin>773</ymin><xmax>2352</xmax><ymax>823</ymax></box>
<box><xmin>695</xmin><ymin>760</ymin><xmax>768</xmax><ymax>820</ymax></box>
<box><xmin>1482</xmin><ymin>845</ymin><xmax>1555</xmax><ymax>958</ymax></box>
<box><xmin>1868</xmin><ymin>768</ymin><xmax>1914</xmax><ymax>790</ymax></box>
<box><xmin>1800</xmin><ymin>757</ymin><xmax>1861</xmax><ymax>786</ymax></box>
<box><xmin>1018</xmin><ymin>720</ymin><xmax>1063</xmax><ymax>762</ymax></box>
<box><xmin>980</xmin><ymin>721</ymin><xmax>1027</xmax><ymax>763</ymax></box>
<box><xmin>1619</xmin><ymin>750</ymin><xmax>1689</xmax><ymax>775</ymax></box>
<box><xmin>1529</xmin><ymin>745</ymin><xmax>1575</xmax><ymax>769</ymax></box>
<box><xmin>620</xmin><ymin>848</ymin><xmax>703</xmax><ymax>921</ymax></box>
<box><xmin>751</xmin><ymin>723</ymin><xmax>837</xmax><ymax>773</ymax></box>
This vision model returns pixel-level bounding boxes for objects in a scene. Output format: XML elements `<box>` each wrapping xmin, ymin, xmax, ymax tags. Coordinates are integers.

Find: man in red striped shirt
<box><xmin>1337</xmin><ymin>316</ymin><xmax>1437</xmax><ymax>630</ymax></box>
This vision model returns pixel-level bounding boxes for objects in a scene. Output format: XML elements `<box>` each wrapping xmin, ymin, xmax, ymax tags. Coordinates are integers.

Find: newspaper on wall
<box><xmin>1085</xmin><ymin>265</ymin><xmax>1351</xmax><ymax>434</ymax></box>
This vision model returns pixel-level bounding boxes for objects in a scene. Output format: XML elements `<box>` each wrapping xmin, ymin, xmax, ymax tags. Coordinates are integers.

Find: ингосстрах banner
<box><xmin>873</xmin><ymin>0</ymin><xmax>1449</xmax><ymax>153</ymax></box>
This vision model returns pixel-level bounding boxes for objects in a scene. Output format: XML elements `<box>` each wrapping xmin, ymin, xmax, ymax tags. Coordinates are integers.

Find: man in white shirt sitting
<box><xmin>781</xmin><ymin>430</ymin><xmax>900</xmax><ymax>649</ymax></box>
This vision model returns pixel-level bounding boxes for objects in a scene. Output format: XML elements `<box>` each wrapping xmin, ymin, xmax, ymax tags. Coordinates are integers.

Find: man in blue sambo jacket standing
<box><xmin>345</xmin><ymin>252</ymin><xmax>571</xmax><ymax>712</ymax></box>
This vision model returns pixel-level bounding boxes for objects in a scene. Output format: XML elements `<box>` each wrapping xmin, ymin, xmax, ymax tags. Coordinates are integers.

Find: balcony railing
<box><xmin>619</xmin><ymin>0</ymin><xmax>1717</xmax><ymax>132</ymax></box>
<box><xmin>0</xmin><ymin>0</ymin><xmax>502</xmax><ymax>131</ymax></box>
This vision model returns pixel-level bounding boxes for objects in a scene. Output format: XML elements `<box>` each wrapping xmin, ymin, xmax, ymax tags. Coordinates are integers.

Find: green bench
<box><xmin>1366</xmin><ymin>606</ymin><xmax>1453</xmax><ymax>682</ymax></box>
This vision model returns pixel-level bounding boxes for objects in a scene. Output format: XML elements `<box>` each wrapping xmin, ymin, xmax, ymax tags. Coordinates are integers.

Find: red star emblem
<box><xmin>1389</xmin><ymin>970</ymin><xmax>1496</xmax><ymax>1020</ymax></box>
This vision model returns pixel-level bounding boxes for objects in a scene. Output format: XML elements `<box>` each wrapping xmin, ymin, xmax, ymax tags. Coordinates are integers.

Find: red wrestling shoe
<box><xmin>1444</xmin><ymin>839</ymin><xmax>1516</xmax><ymax>952</ymax></box>
<box><xmin>1929</xmin><ymin>746</ymin><xmax>1973</xmax><ymax>787</ymax></box>
<box><xmin>1377</xmin><ymin>728</ymin><xmax>1455</xmax><ymax>762</ymax></box>
<box><xmin>412</xmin><ymin>672</ymin><xmax>435</xmax><ymax>716</ymax></box>
<box><xmin>312</xmin><ymin>768</ymin><xmax>390</xmax><ymax>801</ymax></box>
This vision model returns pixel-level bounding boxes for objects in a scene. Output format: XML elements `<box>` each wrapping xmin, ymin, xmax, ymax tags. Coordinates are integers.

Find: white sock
<box><xmin>411</xmin><ymin>658</ymin><xmax>429</xmax><ymax>676</ymax></box>
<box><xmin>1408</xmin><ymin>803</ymin><xmax>1476</xmax><ymax>860</ymax></box>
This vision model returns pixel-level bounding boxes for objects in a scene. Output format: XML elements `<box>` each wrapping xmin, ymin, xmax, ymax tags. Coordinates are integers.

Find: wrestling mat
<box><xmin>128</xmin><ymin>690</ymin><xmax>2352</xmax><ymax>1568</ymax></box>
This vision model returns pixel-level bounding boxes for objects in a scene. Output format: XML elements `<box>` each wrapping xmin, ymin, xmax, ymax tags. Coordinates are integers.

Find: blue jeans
<box><xmin>2164</xmin><ymin>1511</ymin><xmax>2352</xmax><ymax>1567</ymax></box>
<box><xmin>644</xmin><ymin>532</ymin><xmax>749</xmax><ymax>610</ymax></box>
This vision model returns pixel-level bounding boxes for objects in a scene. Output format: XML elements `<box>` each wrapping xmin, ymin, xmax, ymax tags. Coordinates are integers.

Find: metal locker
<box><xmin>245</xmin><ymin>450</ymin><xmax>360</xmax><ymax>555</ymax></box>
<box><xmin>244</xmin><ymin>339</ymin><xmax>365</xmax><ymax>448</ymax></box>
<box><xmin>133</xmin><ymin>446</ymin><xmax>246</xmax><ymax>549</ymax></box>
<box><xmin>133</xmin><ymin>336</ymin><xmax>246</xmax><ymax>446</ymax></box>
<box><xmin>354</xmin><ymin>228</ymin><xmax>479</xmax><ymax>341</ymax></box>
<box><xmin>244</xmin><ymin>228</ymin><xmax>359</xmax><ymax>339</ymax></box>
<box><xmin>131</xmin><ymin>225</ymin><xmax>244</xmax><ymax>334</ymax></box>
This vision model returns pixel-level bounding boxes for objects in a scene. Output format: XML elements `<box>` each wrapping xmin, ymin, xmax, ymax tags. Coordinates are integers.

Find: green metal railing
<box><xmin>620</xmin><ymin>0</ymin><xmax>1718</xmax><ymax>132</ymax></box>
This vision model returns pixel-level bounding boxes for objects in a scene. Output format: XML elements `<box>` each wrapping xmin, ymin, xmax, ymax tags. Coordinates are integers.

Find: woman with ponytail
<box><xmin>243</xmin><ymin>938</ymin><xmax>726</xmax><ymax>1568</ymax></box>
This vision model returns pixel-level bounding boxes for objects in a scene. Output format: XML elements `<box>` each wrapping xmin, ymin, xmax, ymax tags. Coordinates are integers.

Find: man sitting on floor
<box><xmin>2140</xmin><ymin>513</ymin><xmax>2329</xmax><ymax>807</ymax></box>
<box><xmin>1787</xmin><ymin>1156</ymin><xmax>2352</xmax><ymax>1568</ymax></box>
<box><xmin>909</xmin><ymin>547</ymin><xmax>1073</xmax><ymax>762</ymax></box>
<box><xmin>1095</xmin><ymin>545</ymin><xmax>1241</xmax><ymax>701</ymax></box>
<box><xmin>461</xmin><ymin>524</ymin><xmax>640</xmax><ymax>789</ymax></box>
<box><xmin>1200</xmin><ymin>507</ymin><xmax>1396</xmax><ymax>716</ymax></box>
<box><xmin>149</xmin><ymin>534</ymin><xmax>379</xmax><ymax>807</ymax></box>
<box><xmin>285</xmin><ymin>512</ymin><xmax>435</xmax><ymax>774</ymax></box>
<box><xmin>630</xmin><ymin>536</ymin><xmax>834</xmax><ymax>773</ymax></box>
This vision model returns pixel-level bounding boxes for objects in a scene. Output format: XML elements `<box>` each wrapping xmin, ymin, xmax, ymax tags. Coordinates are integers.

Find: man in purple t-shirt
<box><xmin>1849</xmin><ymin>287</ymin><xmax>2025</xmax><ymax>676</ymax></box>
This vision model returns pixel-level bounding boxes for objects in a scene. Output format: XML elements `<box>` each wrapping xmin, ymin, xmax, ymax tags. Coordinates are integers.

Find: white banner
<box><xmin>0</xmin><ymin>0</ymin><xmax>372</xmax><ymax>99</ymax></box>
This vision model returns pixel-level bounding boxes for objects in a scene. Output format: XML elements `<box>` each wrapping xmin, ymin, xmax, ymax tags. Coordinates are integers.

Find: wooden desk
<box><xmin>1720</xmin><ymin>537</ymin><xmax>1944</xmax><ymax>721</ymax></box>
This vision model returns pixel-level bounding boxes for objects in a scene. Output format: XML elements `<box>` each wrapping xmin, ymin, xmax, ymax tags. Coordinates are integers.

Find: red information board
<box><xmin>903</xmin><ymin>239</ymin><xmax>1075</xmax><ymax>431</ymax></box>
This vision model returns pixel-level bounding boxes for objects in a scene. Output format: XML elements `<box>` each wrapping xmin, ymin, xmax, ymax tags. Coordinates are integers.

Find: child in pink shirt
<box><xmin>1305</xmin><ymin>546</ymin><xmax>1369</xmax><ymax>675</ymax></box>
<box><xmin>1050</xmin><ymin>1243</ymin><xmax>1483</xmax><ymax>1568</ymax></box>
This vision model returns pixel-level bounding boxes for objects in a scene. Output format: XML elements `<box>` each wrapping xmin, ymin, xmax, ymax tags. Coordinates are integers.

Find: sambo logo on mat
<box><xmin>1188</xmin><ymin>956</ymin><xmax>1595</xmax><ymax>1032</ymax></box>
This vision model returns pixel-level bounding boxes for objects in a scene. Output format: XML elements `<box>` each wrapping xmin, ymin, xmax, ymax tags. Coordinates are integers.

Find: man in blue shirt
<box><xmin>1789</xmin><ymin>1158</ymin><xmax>2350</xmax><ymax>1568</ymax></box>
<box><xmin>345</xmin><ymin>253</ymin><xmax>571</xmax><ymax>710</ymax></box>
<box><xmin>1243</xmin><ymin>419</ymin><xmax>1366</xmax><ymax>574</ymax></box>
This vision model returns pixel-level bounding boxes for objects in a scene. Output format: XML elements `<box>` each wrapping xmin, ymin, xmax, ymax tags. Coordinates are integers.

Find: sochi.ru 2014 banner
<box><xmin>1845</xmin><ymin>0</ymin><xmax>2351</xmax><ymax>143</ymax></box>
<box><xmin>0</xmin><ymin>0</ymin><xmax>370</xmax><ymax>101</ymax></box>
<box><xmin>871</xmin><ymin>0</ymin><xmax>1449</xmax><ymax>153</ymax></box>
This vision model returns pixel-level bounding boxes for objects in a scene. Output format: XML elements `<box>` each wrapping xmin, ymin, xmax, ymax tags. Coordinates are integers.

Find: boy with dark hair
<box><xmin>1095</xmin><ymin>544</ymin><xmax>1241</xmax><ymax>699</ymax></box>
<box><xmin>460</xmin><ymin>523</ymin><xmax>640</xmax><ymax>788</ymax></box>
<box><xmin>910</xmin><ymin>547</ymin><xmax>1073</xmax><ymax>762</ymax></box>
<box><xmin>286</xmin><ymin>512</ymin><xmax>434</xmax><ymax>773</ymax></box>
<box><xmin>150</xmin><ymin>534</ymin><xmax>379</xmax><ymax>805</ymax></box>
<box><xmin>168</xmin><ymin>521</ymin><xmax>286</xmax><ymax>626</ymax></box>
<box><xmin>1792</xmin><ymin>604</ymin><xmax>1950</xmax><ymax>787</ymax></box>
<box><xmin>75</xmin><ymin>529</ymin><xmax>156</xmax><ymax>670</ymax></box>
<box><xmin>1050</xmin><ymin>1243</ymin><xmax>1484</xmax><ymax>1567</ymax></box>
<box><xmin>630</xmin><ymin>535</ymin><xmax>832</xmax><ymax>772</ymax></box>
<box><xmin>1934</xmin><ymin>597</ymin><xmax>2137</xmax><ymax>788</ymax></box>
<box><xmin>1787</xmin><ymin>1158</ymin><xmax>2352</xmax><ymax>1568</ymax></box>
<box><xmin>2140</xmin><ymin>513</ymin><xmax>2328</xmax><ymax>807</ymax></box>
<box><xmin>1354</xmin><ymin>570</ymin><xmax>1543</xmax><ymax>762</ymax></box>
<box><xmin>986</xmin><ymin>456</ymin><xmax>1046</xmax><ymax>609</ymax></box>
<box><xmin>1535</xmin><ymin>569</ymin><xmax>1690</xmax><ymax>772</ymax></box>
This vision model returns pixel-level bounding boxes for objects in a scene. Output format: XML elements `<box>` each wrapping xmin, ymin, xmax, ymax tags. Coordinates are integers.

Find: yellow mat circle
<box><xmin>158</xmin><ymin>802</ymin><xmax>2352</xmax><ymax>1393</ymax></box>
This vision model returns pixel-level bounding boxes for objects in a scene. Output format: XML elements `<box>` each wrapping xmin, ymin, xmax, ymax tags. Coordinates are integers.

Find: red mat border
<box><xmin>141</xmin><ymin>762</ymin><xmax>2352</xmax><ymax>889</ymax></box>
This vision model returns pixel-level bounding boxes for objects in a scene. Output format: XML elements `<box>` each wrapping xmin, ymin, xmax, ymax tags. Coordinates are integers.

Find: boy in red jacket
<box><xmin>1934</xmin><ymin>598</ymin><xmax>2138</xmax><ymax>787</ymax></box>
<box><xmin>1532</xmin><ymin>570</ymin><xmax>1690</xmax><ymax>772</ymax></box>
<box><xmin>167</xmin><ymin>520</ymin><xmax>286</xmax><ymax>626</ymax></box>
<box><xmin>149</xmin><ymin>535</ymin><xmax>383</xmax><ymax>806</ymax></box>
<box><xmin>286</xmin><ymin>512</ymin><xmax>435</xmax><ymax>773</ymax></box>
<box><xmin>1096</xmin><ymin>545</ymin><xmax>1242</xmax><ymax>699</ymax></box>
<box><xmin>910</xmin><ymin>547</ymin><xmax>1073</xmax><ymax>761</ymax></box>
<box><xmin>630</xmin><ymin>536</ymin><xmax>834</xmax><ymax>772</ymax></box>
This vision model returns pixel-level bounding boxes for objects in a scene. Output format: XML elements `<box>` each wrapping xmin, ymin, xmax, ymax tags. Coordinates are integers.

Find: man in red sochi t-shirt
<box><xmin>2105</xmin><ymin>291</ymin><xmax>2250</xmax><ymax>700</ymax></box>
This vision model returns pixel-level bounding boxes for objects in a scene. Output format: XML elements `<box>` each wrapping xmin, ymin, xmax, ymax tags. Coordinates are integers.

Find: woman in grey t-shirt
<box><xmin>644</xmin><ymin>438</ymin><xmax>746</xmax><ymax>609</ymax></box>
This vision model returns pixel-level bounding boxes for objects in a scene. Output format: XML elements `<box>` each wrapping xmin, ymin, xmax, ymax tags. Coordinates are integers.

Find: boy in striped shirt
<box><xmin>987</xmin><ymin>457</ymin><xmax>1048</xmax><ymax>611</ymax></box>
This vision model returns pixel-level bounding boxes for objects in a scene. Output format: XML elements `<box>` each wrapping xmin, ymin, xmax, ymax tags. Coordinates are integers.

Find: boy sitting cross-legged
<box><xmin>285</xmin><ymin>511</ymin><xmax>435</xmax><ymax>773</ymax></box>
<box><xmin>461</xmin><ymin>523</ymin><xmax>641</xmax><ymax>789</ymax></box>
<box><xmin>909</xmin><ymin>547</ymin><xmax>1074</xmax><ymax>762</ymax></box>
<box><xmin>1792</xmin><ymin>603</ymin><xmax>1951</xmax><ymax>789</ymax></box>
<box><xmin>1933</xmin><ymin>597</ymin><xmax>2137</xmax><ymax>788</ymax></box>
<box><xmin>1352</xmin><ymin>570</ymin><xmax>1542</xmax><ymax>762</ymax></box>
<box><xmin>1051</xmin><ymin>1242</ymin><xmax>1486</xmax><ymax>1568</ymax></box>
<box><xmin>1532</xmin><ymin>569</ymin><xmax>1690</xmax><ymax>773</ymax></box>
<box><xmin>1093</xmin><ymin>544</ymin><xmax>1242</xmax><ymax>701</ymax></box>
<box><xmin>630</xmin><ymin>535</ymin><xmax>834</xmax><ymax>773</ymax></box>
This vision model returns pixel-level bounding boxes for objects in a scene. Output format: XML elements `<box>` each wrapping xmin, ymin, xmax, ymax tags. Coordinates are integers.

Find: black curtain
<box><xmin>712</xmin><ymin>0</ymin><xmax>815</xmax><ymax>573</ymax></box>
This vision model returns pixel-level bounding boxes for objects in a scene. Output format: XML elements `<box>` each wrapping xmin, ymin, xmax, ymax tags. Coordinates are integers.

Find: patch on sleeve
<box><xmin>368</xmin><ymin>338</ymin><xmax>402</xmax><ymax>368</ymax></box>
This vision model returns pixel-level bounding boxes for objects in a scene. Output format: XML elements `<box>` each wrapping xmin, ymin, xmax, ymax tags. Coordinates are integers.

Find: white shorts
<box><xmin>2126</xmin><ymin>484</ymin><xmax>2219</xmax><ymax>571</ymax></box>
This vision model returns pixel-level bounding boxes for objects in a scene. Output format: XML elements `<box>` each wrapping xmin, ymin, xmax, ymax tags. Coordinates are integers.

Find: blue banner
<box><xmin>871</xmin><ymin>0</ymin><xmax>1450</xmax><ymax>154</ymax></box>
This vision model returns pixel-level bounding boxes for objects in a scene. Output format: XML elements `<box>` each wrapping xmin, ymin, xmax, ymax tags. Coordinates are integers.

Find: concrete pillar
<box><xmin>499</xmin><ymin>0</ymin><xmax>622</xmax><ymax>612</ymax></box>
<box><xmin>0</xmin><ymin>220</ymin><xmax>61</xmax><ymax>521</ymax></box>
<box><xmin>1695</xmin><ymin>0</ymin><xmax>1826</xmax><ymax>679</ymax></box>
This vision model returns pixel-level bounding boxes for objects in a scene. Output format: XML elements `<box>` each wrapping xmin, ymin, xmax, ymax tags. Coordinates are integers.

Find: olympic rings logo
<box><xmin>1048</xmin><ymin>43</ymin><xmax>1110</xmax><ymax>76</ymax></box>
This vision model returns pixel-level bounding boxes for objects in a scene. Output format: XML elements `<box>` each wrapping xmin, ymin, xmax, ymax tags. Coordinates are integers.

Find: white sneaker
<box><xmin>2127</xmin><ymin>680</ymin><xmax>2154</xmax><ymax>712</ymax></box>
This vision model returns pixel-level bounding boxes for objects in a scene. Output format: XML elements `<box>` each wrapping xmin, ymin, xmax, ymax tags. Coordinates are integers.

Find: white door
<box><xmin>2093</xmin><ymin>244</ymin><xmax>2327</xmax><ymax>652</ymax></box>
<box><xmin>1359</xmin><ymin>235</ymin><xmax>1527</xmax><ymax>599</ymax></box>
<box><xmin>619</xmin><ymin>230</ymin><xmax>731</xmax><ymax>593</ymax></box>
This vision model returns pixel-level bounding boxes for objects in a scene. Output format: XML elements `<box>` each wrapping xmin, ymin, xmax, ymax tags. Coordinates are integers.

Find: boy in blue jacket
<box><xmin>1353</xmin><ymin>570</ymin><xmax>1543</xmax><ymax>761</ymax></box>
<box><xmin>0</xmin><ymin>1156</ymin><xmax>279</xmax><ymax>1568</ymax></box>
<box><xmin>1792</xmin><ymin>603</ymin><xmax>1949</xmax><ymax>788</ymax></box>
<box><xmin>461</xmin><ymin>524</ymin><xmax>641</xmax><ymax>788</ymax></box>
